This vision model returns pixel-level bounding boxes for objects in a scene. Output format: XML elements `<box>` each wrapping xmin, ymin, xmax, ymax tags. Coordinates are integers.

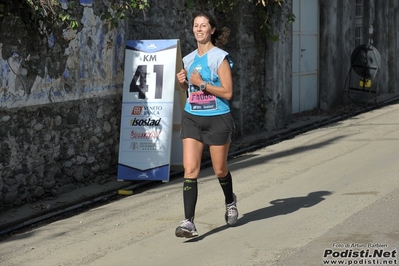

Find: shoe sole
<box><xmin>175</xmin><ymin>227</ymin><xmax>198</xmax><ymax>238</ymax></box>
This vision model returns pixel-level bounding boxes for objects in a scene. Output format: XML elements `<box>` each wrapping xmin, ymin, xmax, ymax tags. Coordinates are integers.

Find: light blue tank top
<box><xmin>183</xmin><ymin>47</ymin><xmax>232</xmax><ymax>116</ymax></box>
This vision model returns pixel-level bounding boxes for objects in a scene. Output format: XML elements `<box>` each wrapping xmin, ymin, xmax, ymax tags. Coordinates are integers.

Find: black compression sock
<box><xmin>218</xmin><ymin>172</ymin><xmax>234</xmax><ymax>204</ymax></box>
<box><xmin>183</xmin><ymin>178</ymin><xmax>198</xmax><ymax>223</ymax></box>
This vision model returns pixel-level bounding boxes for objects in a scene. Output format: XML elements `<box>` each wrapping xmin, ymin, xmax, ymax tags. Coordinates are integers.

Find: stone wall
<box><xmin>0</xmin><ymin>1</ymin><xmax>125</xmax><ymax>208</ymax></box>
<box><xmin>0</xmin><ymin>95</ymin><xmax>121</xmax><ymax>206</ymax></box>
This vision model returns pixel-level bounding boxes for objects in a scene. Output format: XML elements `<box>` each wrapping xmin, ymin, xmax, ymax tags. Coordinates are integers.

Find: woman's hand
<box><xmin>177</xmin><ymin>69</ymin><xmax>188</xmax><ymax>84</ymax></box>
<box><xmin>189</xmin><ymin>69</ymin><xmax>203</xmax><ymax>86</ymax></box>
<box><xmin>176</xmin><ymin>69</ymin><xmax>189</xmax><ymax>90</ymax></box>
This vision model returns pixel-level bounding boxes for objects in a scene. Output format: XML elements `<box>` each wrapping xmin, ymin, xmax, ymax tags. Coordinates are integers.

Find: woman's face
<box><xmin>193</xmin><ymin>16</ymin><xmax>215</xmax><ymax>44</ymax></box>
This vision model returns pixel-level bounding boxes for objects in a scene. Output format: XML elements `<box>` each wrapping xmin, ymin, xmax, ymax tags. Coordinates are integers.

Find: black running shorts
<box><xmin>180</xmin><ymin>110</ymin><xmax>235</xmax><ymax>145</ymax></box>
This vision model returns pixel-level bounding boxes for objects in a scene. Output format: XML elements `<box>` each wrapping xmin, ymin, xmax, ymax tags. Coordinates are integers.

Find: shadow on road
<box><xmin>227</xmin><ymin>136</ymin><xmax>345</xmax><ymax>172</ymax></box>
<box><xmin>185</xmin><ymin>190</ymin><xmax>332</xmax><ymax>243</ymax></box>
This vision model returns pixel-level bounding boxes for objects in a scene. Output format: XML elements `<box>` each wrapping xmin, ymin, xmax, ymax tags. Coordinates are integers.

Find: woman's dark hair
<box><xmin>192</xmin><ymin>11</ymin><xmax>231</xmax><ymax>48</ymax></box>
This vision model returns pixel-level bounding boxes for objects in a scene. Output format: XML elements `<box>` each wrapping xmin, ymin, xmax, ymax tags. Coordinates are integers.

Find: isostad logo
<box><xmin>130</xmin><ymin>118</ymin><xmax>161</xmax><ymax>126</ymax></box>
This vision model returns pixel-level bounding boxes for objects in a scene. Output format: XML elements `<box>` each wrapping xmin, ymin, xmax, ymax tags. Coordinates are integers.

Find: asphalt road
<box><xmin>1</xmin><ymin>103</ymin><xmax>399</xmax><ymax>266</ymax></box>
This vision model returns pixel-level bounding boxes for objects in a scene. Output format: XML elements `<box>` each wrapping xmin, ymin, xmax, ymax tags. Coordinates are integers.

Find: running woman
<box><xmin>175</xmin><ymin>11</ymin><xmax>238</xmax><ymax>238</ymax></box>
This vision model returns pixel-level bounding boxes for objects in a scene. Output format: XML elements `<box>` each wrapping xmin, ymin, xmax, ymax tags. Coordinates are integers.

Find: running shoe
<box><xmin>175</xmin><ymin>219</ymin><xmax>198</xmax><ymax>238</ymax></box>
<box><xmin>225</xmin><ymin>193</ymin><xmax>238</xmax><ymax>225</ymax></box>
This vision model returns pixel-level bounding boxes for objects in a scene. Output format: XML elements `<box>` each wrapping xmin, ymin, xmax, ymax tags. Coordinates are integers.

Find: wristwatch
<box><xmin>199</xmin><ymin>81</ymin><xmax>207</xmax><ymax>91</ymax></box>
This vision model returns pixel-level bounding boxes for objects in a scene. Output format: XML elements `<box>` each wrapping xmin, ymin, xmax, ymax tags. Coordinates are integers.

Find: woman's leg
<box><xmin>209</xmin><ymin>143</ymin><xmax>234</xmax><ymax>204</ymax></box>
<box><xmin>183</xmin><ymin>138</ymin><xmax>204</xmax><ymax>179</ymax></box>
<box><xmin>182</xmin><ymin>138</ymin><xmax>204</xmax><ymax>222</ymax></box>
<box><xmin>209</xmin><ymin>143</ymin><xmax>238</xmax><ymax>225</ymax></box>
<box><xmin>175</xmin><ymin>138</ymin><xmax>204</xmax><ymax>238</ymax></box>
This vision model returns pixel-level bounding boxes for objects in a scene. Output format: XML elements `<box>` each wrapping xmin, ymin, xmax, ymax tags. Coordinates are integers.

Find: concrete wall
<box><xmin>319</xmin><ymin>0</ymin><xmax>355</xmax><ymax>110</ymax></box>
<box><xmin>373</xmin><ymin>0</ymin><xmax>399</xmax><ymax>94</ymax></box>
<box><xmin>319</xmin><ymin>0</ymin><xmax>399</xmax><ymax>109</ymax></box>
<box><xmin>385</xmin><ymin>0</ymin><xmax>399</xmax><ymax>93</ymax></box>
<box><xmin>264</xmin><ymin>1</ymin><xmax>293</xmax><ymax>130</ymax></box>
<box><xmin>0</xmin><ymin>7</ymin><xmax>124</xmax><ymax>108</ymax></box>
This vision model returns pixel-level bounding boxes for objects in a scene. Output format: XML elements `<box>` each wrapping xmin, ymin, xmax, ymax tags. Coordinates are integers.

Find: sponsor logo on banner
<box><xmin>130</xmin><ymin>118</ymin><xmax>161</xmax><ymax>126</ymax></box>
<box><xmin>131</xmin><ymin>106</ymin><xmax>143</xmax><ymax>115</ymax></box>
<box><xmin>138</xmin><ymin>172</ymin><xmax>149</xmax><ymax>179</ymax></box>
<box><xmin>131</xmin><ymin>106</ymin><xmax>163</xmax><ymax>116</ymax></box>
<box><xmin>129</xmin><ymin>141</ymin><xmax>166</xmax><ymax>151</ymax></box>
<box><xmin>147</xmin><ymin>43</ymin><xmax>157</xmax><ymax>49</ymax></box>
<box><xmin>130</xmin><ymin>129</ymin><xmax>162</xmax><ymax>139</ymax></box>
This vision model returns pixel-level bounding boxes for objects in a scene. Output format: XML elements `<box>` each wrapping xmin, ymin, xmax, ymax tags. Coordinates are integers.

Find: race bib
<box><xmin>188</xmin><ymin>90</ymin><xmax>217</xmax><ymax>111</ymax></box>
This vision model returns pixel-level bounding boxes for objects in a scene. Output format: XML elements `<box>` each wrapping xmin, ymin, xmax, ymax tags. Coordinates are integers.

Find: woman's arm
<box><xmin>205</xmin><ymin>59</ymin><xmax>233</xmax><ymax>100</ymax></box>
<box><xmin>189</xmin><ymin>58</ymin><xmax>233</xmax><ymax>100</ymax></box>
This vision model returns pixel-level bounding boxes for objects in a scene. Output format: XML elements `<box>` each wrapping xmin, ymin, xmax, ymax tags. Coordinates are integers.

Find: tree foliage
<box><xmin>185</xmin><ymin>0</ymin><xmax>295</xmax><ymax>41</ymax></box>
<box><xmin>0</xmin><ymin>0</ymin><xmax>149</xmax><ymax>35</ymax></box>
<box><xmin>0</xmin><ymin>0</ymin><xmax>292</xmax><ymax>41</ymax></box>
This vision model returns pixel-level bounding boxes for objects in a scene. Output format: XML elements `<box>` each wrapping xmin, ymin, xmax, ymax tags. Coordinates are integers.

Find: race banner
<box><xmin>117</xmin><ymin>39</ymin><xmax>184</xmax><ymax>181</ymax></box>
